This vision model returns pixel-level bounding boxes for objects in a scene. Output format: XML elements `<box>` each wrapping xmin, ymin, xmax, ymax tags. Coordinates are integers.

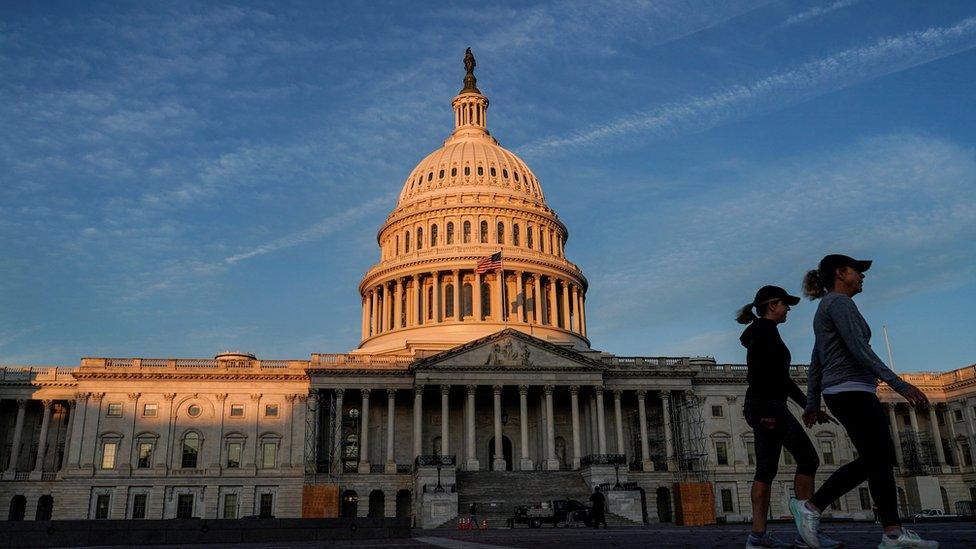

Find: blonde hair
<box><xmin>802</xmin><ymin>269</ymin><xmax>827</xmax><ymax>300</ymax></box>
<box><xmin>735</xmin><ymin>303</ymin><xmax>758</xmax><ymax>324</ymax></box>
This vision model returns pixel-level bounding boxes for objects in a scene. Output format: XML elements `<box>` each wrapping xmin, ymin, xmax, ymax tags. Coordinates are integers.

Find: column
<box><xmin>544</xmin><ymin>385</ymin><xmax>559</xmax><ymax>470</ymax></box>
<box><xmin>358</xmin><ymin>389</ymin><xmax>370</xmax><ymax>473</ymax></box>
<box><xmin>662</xmin><ymin>391</ymin><xmax>675</xmax><ymax>471</ymax></box>
<box><xmin>361</xmin><ymin>296</ymin><xmax>369</xmax><ymax>339</ymax></box>
<box><xmin>413</xmin><ymin>274</ymin><xmax>422</xmax><ymax>325</ymax></box>
<box><xmin>465</xmin><ymin>385</ymin><xmax>478</xmax><ymax>470</ymax></box>
<box><xmin>518</xmin><ymin>385</ymin><xmax>532</xmax><ymax>470</ymax></box>
<box><xmin>928</xmin><ymin>406</ymin><xmax>946</xmax><ymax>467</ymax></box>
<box><xmin>579</xmin><ymin>291</ymin><xmax>587</xmax><ymax>337</ymax></box>
<box><xmin>394</xmin><ymin>278</ymin><xmax>403</xmax><ymax>329</ymax></box>
<box><xmin>385</xmin><ymin>389</ymin><xmax>397</xmax><ymax>473</ymax></box>
<box><xmin>908</xmin><ymin>405</ymin><xmax>921</xmax><ymax>465</ymax></box>
<box><xmin>570</xmin><ymin>284</ymin><xmax>579</xmax><ymax>332</ymax></box>
<box><xmin>369</xmin><ymin>290</ymin><xmax>377</xmax><ymax>336</ymax></box>
<box><xmin>637</xmin><ymin>390</ymin><xmax>652</xmax><ymax>471</ymax></box>
<box><xmin>595</xmin><ymin>387</ymin><xmax>607</xmax><ymax>454</ymax></box>
<box><xmin>30</xmin><ymin>400</ymin><xmax>53</xmax><ymax>479</ymax></box>
<box><xmin>493</xmin><ymin>385</ymin><xmax>506</xmax><ymax>470</ymax></box>
<box><xmin>561</xmin><ymin>281</ymin><xmax>571</xmax><ymax>331</ymax></box>
<box><xmin>887</xmin><ymin>403</ymin><xmax>904</xmax><ymax>468</ymax></box>
<box><xmin>377</xmin><ymin>286</ymin><xmax>384</xmax><ymax>332</ymax></box>
<box><xmin>945</xmin><ymin>404</ymin><xmax>964</xmax><ymax>467</ymax></box>
<box><xmin>613</xmin><ymin>390</ymin><xmax>625</xmax><ymax>454</ymax></box>
<box><xmin>570</xmin><ymin>386</ymin><xmax>581</xmax><ymax>470</ymax></box>
<box><xmin>588</xmin><ymin>392</ymin><xmax>599</xmax><ymax>454</ymax></box>
<box><xmin>440</xmin><ymin>385</ymin><xmax>450</xmax><ymax>455</ymax></box>
<box><xmin>452</xmin><ymin>270</ymin><xmax>461</xmax><ymax>321</ymax></box>
<box><xmin>412</xmin><ymin>386</ymin><xmax>423</xmax><ymax>459</ymax></box>
<box><xmin>60</xmin><ymin>401</ymin><xmax>75</xmax><ymax>471</ymax></box>
<box><xmin>3</xmin><ymin>399</ymin><xmax>27</xmax><ymax>478</ymax></box>
<box><xmin>432</xmin><ymin>271</ymin><xmax>440</xmax><ymax>323</ymax></box>
<box><xmin>548</xmin><ymin>277</ymin><xmax>558</xmax><ymax>326</ymax></box>
<box><xmin>533</xmin><ymin>275</ymin><xmax>542</xmax><ymax>323</ymax></box>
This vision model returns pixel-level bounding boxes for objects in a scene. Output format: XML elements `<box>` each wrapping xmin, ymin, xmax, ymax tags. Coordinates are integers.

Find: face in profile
<box><xmin>767</xmin><ymin>299</ymin><xmax>790</xmax><ymax>323</ymax></box>
<box><xmin>837</xmin><ymin>266</ymin><xmax>865</xmax><ymax>295</ymax></box>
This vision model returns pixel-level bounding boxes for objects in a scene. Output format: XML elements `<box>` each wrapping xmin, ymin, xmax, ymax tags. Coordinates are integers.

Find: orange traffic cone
<box><xmin>480</xmin><ymin>519</ymin><xmax>488</xmax><ymax>530</ymax></box>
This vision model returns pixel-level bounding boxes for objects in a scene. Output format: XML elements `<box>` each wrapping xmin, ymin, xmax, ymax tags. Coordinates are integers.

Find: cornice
<box><xmin>71</xmin><ymin>371</ymin><xmax>310</xmax><ymax>382</ymax></box>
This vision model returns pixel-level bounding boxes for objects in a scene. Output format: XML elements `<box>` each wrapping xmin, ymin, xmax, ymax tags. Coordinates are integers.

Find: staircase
<box><xmin>448</xmin><ymin>471</ymin><xmax>641</xmax><ymax>528</ymax></box>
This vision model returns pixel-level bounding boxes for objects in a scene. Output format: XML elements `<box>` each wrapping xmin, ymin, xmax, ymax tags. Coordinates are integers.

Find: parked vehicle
<box><xmin>912</xmin><ymin>509</ymin><xmax>959</xmax><ymax>520</ymax></box>
<box><xmin>509</xmin><ymin>499</ymin><xmax>593</xmax><ymax>528</ymax></box>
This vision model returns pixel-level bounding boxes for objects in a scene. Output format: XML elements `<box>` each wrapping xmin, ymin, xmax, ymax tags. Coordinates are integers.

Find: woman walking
<box><xmin>791</xmin><ymin>254</ymin><xmax>937</xmax><ymax>548</ymax></box>
<box><xmin>738</xmin><ymin>285</ymin><xmax>838</xmax><ymax>549</ymax></box>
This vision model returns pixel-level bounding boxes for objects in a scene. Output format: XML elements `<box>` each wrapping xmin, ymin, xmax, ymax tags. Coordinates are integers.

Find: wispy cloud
<box><xmin>224</xmin><ymin>193</ymin><xmax>395</xmax><ymax>264</ymax></box>
<box><xmin>784</xmin><ymin>0</ymin><xmax>860</xmax><ymax>27</ymax></box>
<box><xmin>522</xmin><ymin>16</ymin><xmax>976</xmax><ymax>155</ymax></box>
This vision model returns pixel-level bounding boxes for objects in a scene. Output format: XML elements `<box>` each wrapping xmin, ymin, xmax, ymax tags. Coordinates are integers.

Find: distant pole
<box><xmin>883</xmin><ymin>324</ymin><xmax>895</xmax><ymax>369</ymax></box>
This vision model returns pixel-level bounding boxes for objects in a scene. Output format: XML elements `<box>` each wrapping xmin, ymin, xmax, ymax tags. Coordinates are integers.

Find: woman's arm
<box><xmin>830</xmin><ymin>298</ymin><xmax>910</xmax><ymax>393</ymax></box>
<box><xmin>805</xmin><ymin>348</ymin><xmax>823</xmax><ymax>414</ymax></box>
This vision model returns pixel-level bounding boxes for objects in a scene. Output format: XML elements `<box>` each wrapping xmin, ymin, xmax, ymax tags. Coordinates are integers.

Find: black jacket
<box><xmin>740</xmin><ymin>318</ymin><xmax>806</xmax><ymax>417</ymax></box>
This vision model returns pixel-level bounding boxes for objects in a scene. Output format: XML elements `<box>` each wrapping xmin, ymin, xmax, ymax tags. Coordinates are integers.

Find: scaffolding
<box><xmin>304</xmin><ymin>390</ymin><xmax>341</xmax><ymax>482</ymax></box>
<box><xmin>899</xmin><ymin>429</ymin><xmax>940</xmax><ymax>476</ymax></box>
<box><xmin>669</xmin><ymin>393</ymin><xmax>710</xmax><ymax>483</ymax></box>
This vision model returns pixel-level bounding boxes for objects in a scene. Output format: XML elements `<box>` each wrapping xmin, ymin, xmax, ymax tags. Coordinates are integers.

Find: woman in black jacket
<box><xmin>738</xmin><ymin>285</ymin><xmax>836</xmax><ymax>549</ymax></box>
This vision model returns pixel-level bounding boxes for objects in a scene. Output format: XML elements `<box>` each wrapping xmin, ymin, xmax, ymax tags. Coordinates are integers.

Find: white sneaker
<box><xmin>789</xmin><ymin>498</ymin><xmax>821</xmax><ymax>548</ymax></box>
<box><xmin>878</xmin><ymin>528</ymin><xmax>938</xmax><ymax>548</ymax></box>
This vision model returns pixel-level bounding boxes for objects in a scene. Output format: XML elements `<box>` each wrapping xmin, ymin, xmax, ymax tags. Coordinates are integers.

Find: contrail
<box><xmin>784</xmin><ymin>0</ymin><xmax>860</xmax><ymax>27</ymax></box>
<box><xmin>520</xmin><ymin>16</ymin><xmax>976</xmax><ymax>156</ymax></box>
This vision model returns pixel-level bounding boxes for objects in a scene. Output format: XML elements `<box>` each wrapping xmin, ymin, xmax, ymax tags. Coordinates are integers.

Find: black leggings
<box><xmin>744</xmin><ymin>405</ymin><xmax>819</xmax><ymax>484</ymax></box>
<box><xmin>809</xmin><ymin>391</ymin><xmax>900</xmax><ymax>527</ymax></box>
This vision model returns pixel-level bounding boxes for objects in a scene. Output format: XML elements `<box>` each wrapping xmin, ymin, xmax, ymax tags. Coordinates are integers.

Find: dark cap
<box><xmin>819</xmin><ymin>254</ymin><xmax>872</xmax><ymax>275</ymax></box>
<box><xmin>753</xmin><ymin>285</ymin><xmax>800</xmax><ymax>307</ymax></box>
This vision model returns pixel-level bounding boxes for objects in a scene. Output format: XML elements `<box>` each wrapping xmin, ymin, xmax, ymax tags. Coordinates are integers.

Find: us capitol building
<box><xmin>2</xmin><ymin>53</ymin><xmax>975</xmax><ymax>527</ymax></box>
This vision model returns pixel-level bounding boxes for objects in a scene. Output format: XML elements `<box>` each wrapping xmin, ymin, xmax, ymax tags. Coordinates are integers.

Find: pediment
<box><xmin>413</xmin><ymin>329</ymin><xmax>603</xmax><ymax>371</ymax></box>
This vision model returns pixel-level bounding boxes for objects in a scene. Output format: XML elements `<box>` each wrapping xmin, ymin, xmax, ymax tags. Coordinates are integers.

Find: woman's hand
<box><xmin>759</xmin><ymin>417</ymin><xmax>776</xmax><ymax>429</ymax></box>
<box><xmin>816</xmin><ymin>410</ymin><xmax>838</xmax><ymax>425</ymax></box>
<box><xmin>802</xmin><ymin>409</ymin><xmax>819</xmax><ymax>428</ymax></box>
<box><xmin>898</xmin><ymin>383</ymin><xmax>929</xmax><ymax>409</ymax></box>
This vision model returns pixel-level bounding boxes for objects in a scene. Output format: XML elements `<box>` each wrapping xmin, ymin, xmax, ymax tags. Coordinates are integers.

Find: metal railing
<box><xmin>415</xmin><ymin>454</ymin><xmax>457</xmax><ymax>467</ymax></box>
<box><xmin>579</xmin><ymin>454</ymin><xmax>626</xmax><ymax>467</ymax></box>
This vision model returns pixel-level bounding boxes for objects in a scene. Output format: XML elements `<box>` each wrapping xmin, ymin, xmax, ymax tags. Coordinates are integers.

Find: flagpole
<box><xmin>883</xmin><ymin>324</ymin><xmax>895</xmax><ymax>369</ymax></box>
<box><xmin>500</xmin><ymin>252</ymin><xmax>507</xmax><ymax>326</ymax></box>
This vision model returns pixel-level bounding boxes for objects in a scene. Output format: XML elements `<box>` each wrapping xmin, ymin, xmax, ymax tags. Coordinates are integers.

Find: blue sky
<box><xmin>1</xmin><ymin>1</ymin><xmax>974</xmax><ymax>372</ymax></box>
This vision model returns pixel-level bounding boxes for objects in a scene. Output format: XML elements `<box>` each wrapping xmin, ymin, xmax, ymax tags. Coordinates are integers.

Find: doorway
<box><xmin>656</xmin><ymin>487</ymin><xmax>672</xmax><ymax>523</ymax></box>
<box><xmin>487</xmin><ymin>435</ymin><xmax>513</xmax><ymax>471</ymax></box>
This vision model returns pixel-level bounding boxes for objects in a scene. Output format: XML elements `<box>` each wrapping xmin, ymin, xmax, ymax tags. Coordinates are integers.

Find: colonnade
<box><xmin>884</xmin><ymin>402</ymin><xmax>952</xmax><ymax>470</ymax></box>
<box><xmin>2</xmin><ymin>399</ymin><xmax>72</xmax><ymax>480</ymax></box>
<box><xmin>338</xmin><ymin>385</ymin><xmax>676</xmax><ymax>474</ymax></box>
<box><xmin>360</xmin><ymin>268</ymin><xmax>586</xmax><ymax>340</ymax></box>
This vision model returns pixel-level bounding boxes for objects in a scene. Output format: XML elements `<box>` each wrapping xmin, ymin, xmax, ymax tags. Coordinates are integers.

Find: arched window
<box><xmin>477</xmin><ymin>166</ymin><xmax>484</xmax><ymax>176</ymax></box>
<box><xmin>462</xmin><ymin>283</ymin><xmax>473</xmax><ymax>317</ymax></box>
<box><xmin>445</xmin><ymin>284</ymin><xmax>454</xmax><ymax>318</ymax></box>
<box><xmin>502</xmin><ymin>169</ymin><xmax>509</xmax><ymax>179</ymax></box>
<box><xmin>405</xmin><ymin>231</ymin><xmax>411</xmax><ymax>253</ymax></box>
<box><xmin>427</xmin><ymin>286</ymin><xmax>433</xmax><ymax>320</ymax></box>
<box><xmin>514</xmin><ymin>171</ymin><xmax>520</xmax><ymax>182</ymax></box>
<box><xmin>527</xmin><ymin>225</ymin><xmax>534</xmax><ymax>249</ymax></box>
<box><xmin>427</xmin><ymin>172</ymin><xmax>433</xmax><ymax>182</ymax></box>
<box><xmin>463</xmin><ymin>221</ymin><xmax>471</xmax><ymax>243</ymax></box>
<box><xmin>395</xmin><ymin>489</ymin><xmax>411</xmax><ymax>518</ymax></box>
<box><xmin>549</xmin><ymin>231</ymin><xmax>554</xmax><ymax>255</ymax></box>
<box><xmin>451</xmin><ymin>167</ymin><xmax>457</xmax><ymax>177</ymax></box>
<box><xmin>36</xmin><ymin>495</ymin><xmax>53</xmax><ymax>520</ymax></box>
<box><xmin>395</xmin><ymin>235</ymin><xmax>399</xmax><ymax>255</ymax></box>
<box><xmin>416</xmin><ymin>227</ymin><xmax>423</xmax><ymax>250</ymax></box>
<box><xmin>340</xmin><ymin>490</ymin><xmax>358</xmax><ymax>518</ymax></box>
<box><xmin>539</xmin><ymin>227</ymin><xmax>544</xmax><ymax>251</ymax></box>
<box><xmin>513</xmin><ymin>224</ymin><xmax>520</xmax><ymax>246</ymax></box>
<box><xmin>480</xmin><ymin>220</ymin><xmax>488</xmax><ymax>244</ymax></box>
<box><xmin>431</xmin><ymin>224</ymin><xmax>438</xmax><ymax>247</ymax></box>
<box><xmin>490</xmin><ymin>167</ymin><xmax>496</xmax><ymax>177</ymax></box>
<box><xmin>368</xmin><ymin>490</ymin><xmax>385</xmax><ymax>518</ymax></box>
<box><xmin>497</xmin><ymin>222</ymin><xmax>505</xmax><ymax>245</ymax></box>
<box><xmin>464</xmin><ymin>166</ymin><xmax>470</xmax><ymax>176</ymax></box>
<box><xmin>438</xmin><ymin>169</ymin><xmax>444</xmax><ymax>179</ymax></box>
<box><xmin>259</xmin><ymin>434</ymin><xmax>281</xmax><ymax>469</ymax></box>
<box><xmin>181</xmin><ymin>432</ymin><xmax>201</xmax><ymax>469</ymax></box>
<box><xmin>481</xmin><ymin>282</ymin><xmax>491</xmax><ymax>318</ymax></box>
<box><xmin>446</xmin><ymin>222</ymin><xmax>454</xmax><ymax>245</ymax></box>
<box><xmin>8</xmin><ymin>495</ymin><xmax>26</xmax><ymax>521</ymax></box>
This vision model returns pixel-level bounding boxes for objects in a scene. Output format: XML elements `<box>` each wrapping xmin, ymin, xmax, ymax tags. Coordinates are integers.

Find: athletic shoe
<box><xmin>789</xmin><ymin>498</ymin><xmax>821</xmax><ymax>548</ymax></box>
<box><xmin>878</xmin><ymin>528</ymin><xmax>938</xmax><ymax>548</ymax></box>
<box><xmin>746</xmin><ymin>531</ymin><xmax>790</xmax><ymax>548</ymax></box>
<box><xmin>795</xmin><ymin>530</ymin><xmax>844</xmax><ymax>548</ymax></box>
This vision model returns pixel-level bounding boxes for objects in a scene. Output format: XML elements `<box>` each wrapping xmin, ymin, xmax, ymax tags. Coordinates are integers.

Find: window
<box><xmin>464</xmin><ymin>166</ymin><xmax>470</xmax><ymax>176</ymax></box>
<box><xmin>490</xmin><ymin>167</ymin><xmax>496</xmax><ymax>177</ymax></box>
<box><xmin>450</xmin><ymin>167</ymin><xmax>457</xmax><ymax>177</ymax></box>
<box><xmin>445</xmin><ymin>284</ymin><xmax>455</xmax><ymax>318</ymax></box>
<box><xmin>715</xmin><ymin>441</ymin><xmax>729</xmax><ymax>466</ymax></box>
<box><xmin>446</xmin><ymin>222</ymin><xmax>454</xmax><ymax>244</ymax></box>
<box><xmin>462</xmin><ymin>283</ymin><xmax>473</xmax><ymax>317</ymax></box>
<box><xmin>176</xmin><ymin>494</ymin><xmax>194</xmax><ymax>519</ymax></box>
<box><xmin>426</xmin><ymin>171</ymin><xmax>432</xmax><ymax>182</ymax></box>
<box><xmin>137</xmin><ymin>442</ymin><xmax>153</xmax><ymax>468</ymax></box>
<box><xmin>463</xmin><ymin>221</ymin><xmax>471</xmax><ymax>243</ymax></box>
<box><xmin>711</xmin><ymin>405</ymin><xmax>724</xmax><ymax>418</ymax></box>
<box><xmin>395</xmin><ymin>235</ymin><xmax>399</xmax><ymax>254</ymax></box>
<box><xmin>101</xmin><ymin>442</ymin><xmax>117</xmax><ymax>469</ymax></box>
<box><xmin>226</xmin><ymin>442</ymin><xmax>242</xmax><ymax>469</ymax></box>
<box><xmin>181</xmin><ymin>432</ymin><xmax>200</xmax><ymax>468</ymax></box>
<box><xmin>538</xmin><ymin>227</ymin><xmax>544</xmax><ymax>251</ymax></box>
<box><xmin>427</xmin><ymin>286</ymin><xmax>433</xmax><ymax>319</ymax></box>
<box><xmin>962</xmin><ymin>443</ymin><xmax>973</xmax><ymax>467</ymax></box>
<box><xmin>262</xmin><ymin>442</ymin><xmax>278</xmax><ymax>468</ymax></box>
<box><xmin>431</xmin><ymin>224</ymin><xmax>438</xmax><ymax>246</ymax></box>
<box><xmin>720</xmin><ymin>489</ymin><xmax>734</xmax><ymax>513</ymax></box>
<box><xmin>438</xmin><ymin>169</ymin><xmax>444</xmax><ymax>179</ymax></box>
<box><xmin>142</xmin><ymin>403</ymin><xmax>157</xmax><ymax>417</ymax></box>
<box><xmin>830</xmin><ymin>498</ymin><xmax>841</xmax><ymax>511</ymax></box>
<box><xmin>955</xmin><ymin>409</ymin><xmax>963</xmax><ymax>421</ymax></box>
<box><xmin>513</xmin><ymin>224</ymin><xmax>520</xmax><ymax>246</ymax></box>
<box><xmin>502</xmin><ymin>168</ymin><xmax>508</xmax><ymax>179</ymax></box>
<box><xmin>265</xmin><ymin>404</ymin><xmax>278</xmax><ymax>418</ymax></box>
<box><xmin>187</xmin><ymin>404</ymin><xmax>201</xmax><ymax>417</ymax></box>
<box><xmin>107</xmin><ymin>403</ymin><xmax>122</xmax><ymax>417</ymax></box>
<box><xmin>859</xmin><ymin>487</ymin><xmax>871</xmax><ymax>510</ymax></box>
<box><xmin>222</xmin><ymin>493</ymin><xmax>238</xmax><ymax>519</ymax></box>
<box><xmin>820</xmin><ymin>440</ymin><xmax>835</xmax><ymax>465</ymax></box>
<box><xmin>480</xmin><ymin>220</ymin><xmax>488</xmax><ymax>243</ymax></box>
<box><xmin>259</xmin><ymin>493</ymin><xmax>274</xmax><ymax>518</ymax></box>
<box><xmin>527</xmin><ymin>225</ymin><xmax>533</xmax><ymax>248</ymax></box>
<box><xmin>405</xmin><ymin>231</ymin><xmax>411</xmax><ymax>253</ymax></box>
<box><xmin>481</xmin><ymin>282</ymin><xmax>491</xmax><ymax>318</ymax></box>
<box><xmin>971</xmin><ymin>406</ymin><xmax>976</xmax><ymax>418</ymax></box>
<box><xmin>514</xmin><ymin>171</ymin><xmax>520</xmax><ymax>182</ymax></box>
<box><xmin>477</xmin><ymin>166</ymin><xmax>484</xmax><ymax>176</ymax></box>
<box><xmin>416</xmin><ymin>227</ymin><xmax>423</xmax><ymax>250</ymax></box>
<box><xmin>496</xmin><ymin>222</ymin><xmax>504</xmax><ymax>244</ymax></box>
<box><xmin>132</xmin><ymin>493</ymin><xmax>147</xmax><ymax>519</ymax></box>
<box><xmin>95</xmin><ymin>494</ymin><xmax>110</xmax><ymax>519</ymax></box>
<box><xmin>230</xmin><ymin>404</ymin><xmax>244</xmax><ymax>417</ymax></box>
<box><xmin>746</xmin><ymin>441</ymin><xmax>756</xmax><ymax>466</ymax></box>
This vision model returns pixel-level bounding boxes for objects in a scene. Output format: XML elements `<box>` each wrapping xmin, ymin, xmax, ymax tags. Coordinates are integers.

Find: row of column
<box><xmin>2</xmin><ymin>399</ymin><xmax>71</xmax><ymax>480</ymax></box>
<box><xmin>885</xmin><ymin>402</ymin><xmax>951</xmax><ymax>469</ymax></box>
<box><xmin>361</xmin><ymin>270</ymin><xmax>586</xmax><ymax>339</ymax></box>
<box><xmin>344</xmin><ymin>386</ymin><xmax>674</xmax><ymax>473</ymax></box>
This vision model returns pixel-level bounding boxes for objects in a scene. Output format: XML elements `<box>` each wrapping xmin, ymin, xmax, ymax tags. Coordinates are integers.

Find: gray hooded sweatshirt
<box><xmin>805</xmin><ymin>292</ymin><xmax>910</xmax><ymax>413</ymax></box>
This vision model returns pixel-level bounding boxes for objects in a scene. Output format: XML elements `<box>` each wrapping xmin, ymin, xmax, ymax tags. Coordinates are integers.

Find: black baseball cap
<box><xmin>819</xmin><ymin>254</ymin><xmax>872</xmax><ymax>275</ymax></box>
<box><xmin>753</xmin><ymin>285</ymin><xmax>800</xmax><ymax>307</ymax></box>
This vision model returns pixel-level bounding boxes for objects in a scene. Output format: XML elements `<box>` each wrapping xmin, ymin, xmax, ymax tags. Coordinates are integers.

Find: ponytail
<box><xmin>802</xmin><ymin>269</ymin><xmax>827</xmax><ymax>300</ymax></box>
<box><xmin>735</xmin><ymin>303</ymin><xmax>758</xmax><ymax>324</ymax></box>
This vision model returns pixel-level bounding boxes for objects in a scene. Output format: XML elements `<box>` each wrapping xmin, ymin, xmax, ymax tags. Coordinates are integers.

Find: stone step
<box><xmin>451</xmin><ymin>471</ymin><xmax>597</xmax><ymax>529</ymax></box>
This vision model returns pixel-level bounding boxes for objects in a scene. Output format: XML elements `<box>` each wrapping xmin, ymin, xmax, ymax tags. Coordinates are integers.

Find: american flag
<box><xmin>476</xmin><ymin>252</ymin><xmax>502</xmax><ymax>274</ymax></box>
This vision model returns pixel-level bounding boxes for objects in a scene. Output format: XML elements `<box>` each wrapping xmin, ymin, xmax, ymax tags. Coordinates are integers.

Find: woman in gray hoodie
<box><xmin>789</xmin><ymin>254</ymin><xmax>936</xmax><ymax>549</ymax></box>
